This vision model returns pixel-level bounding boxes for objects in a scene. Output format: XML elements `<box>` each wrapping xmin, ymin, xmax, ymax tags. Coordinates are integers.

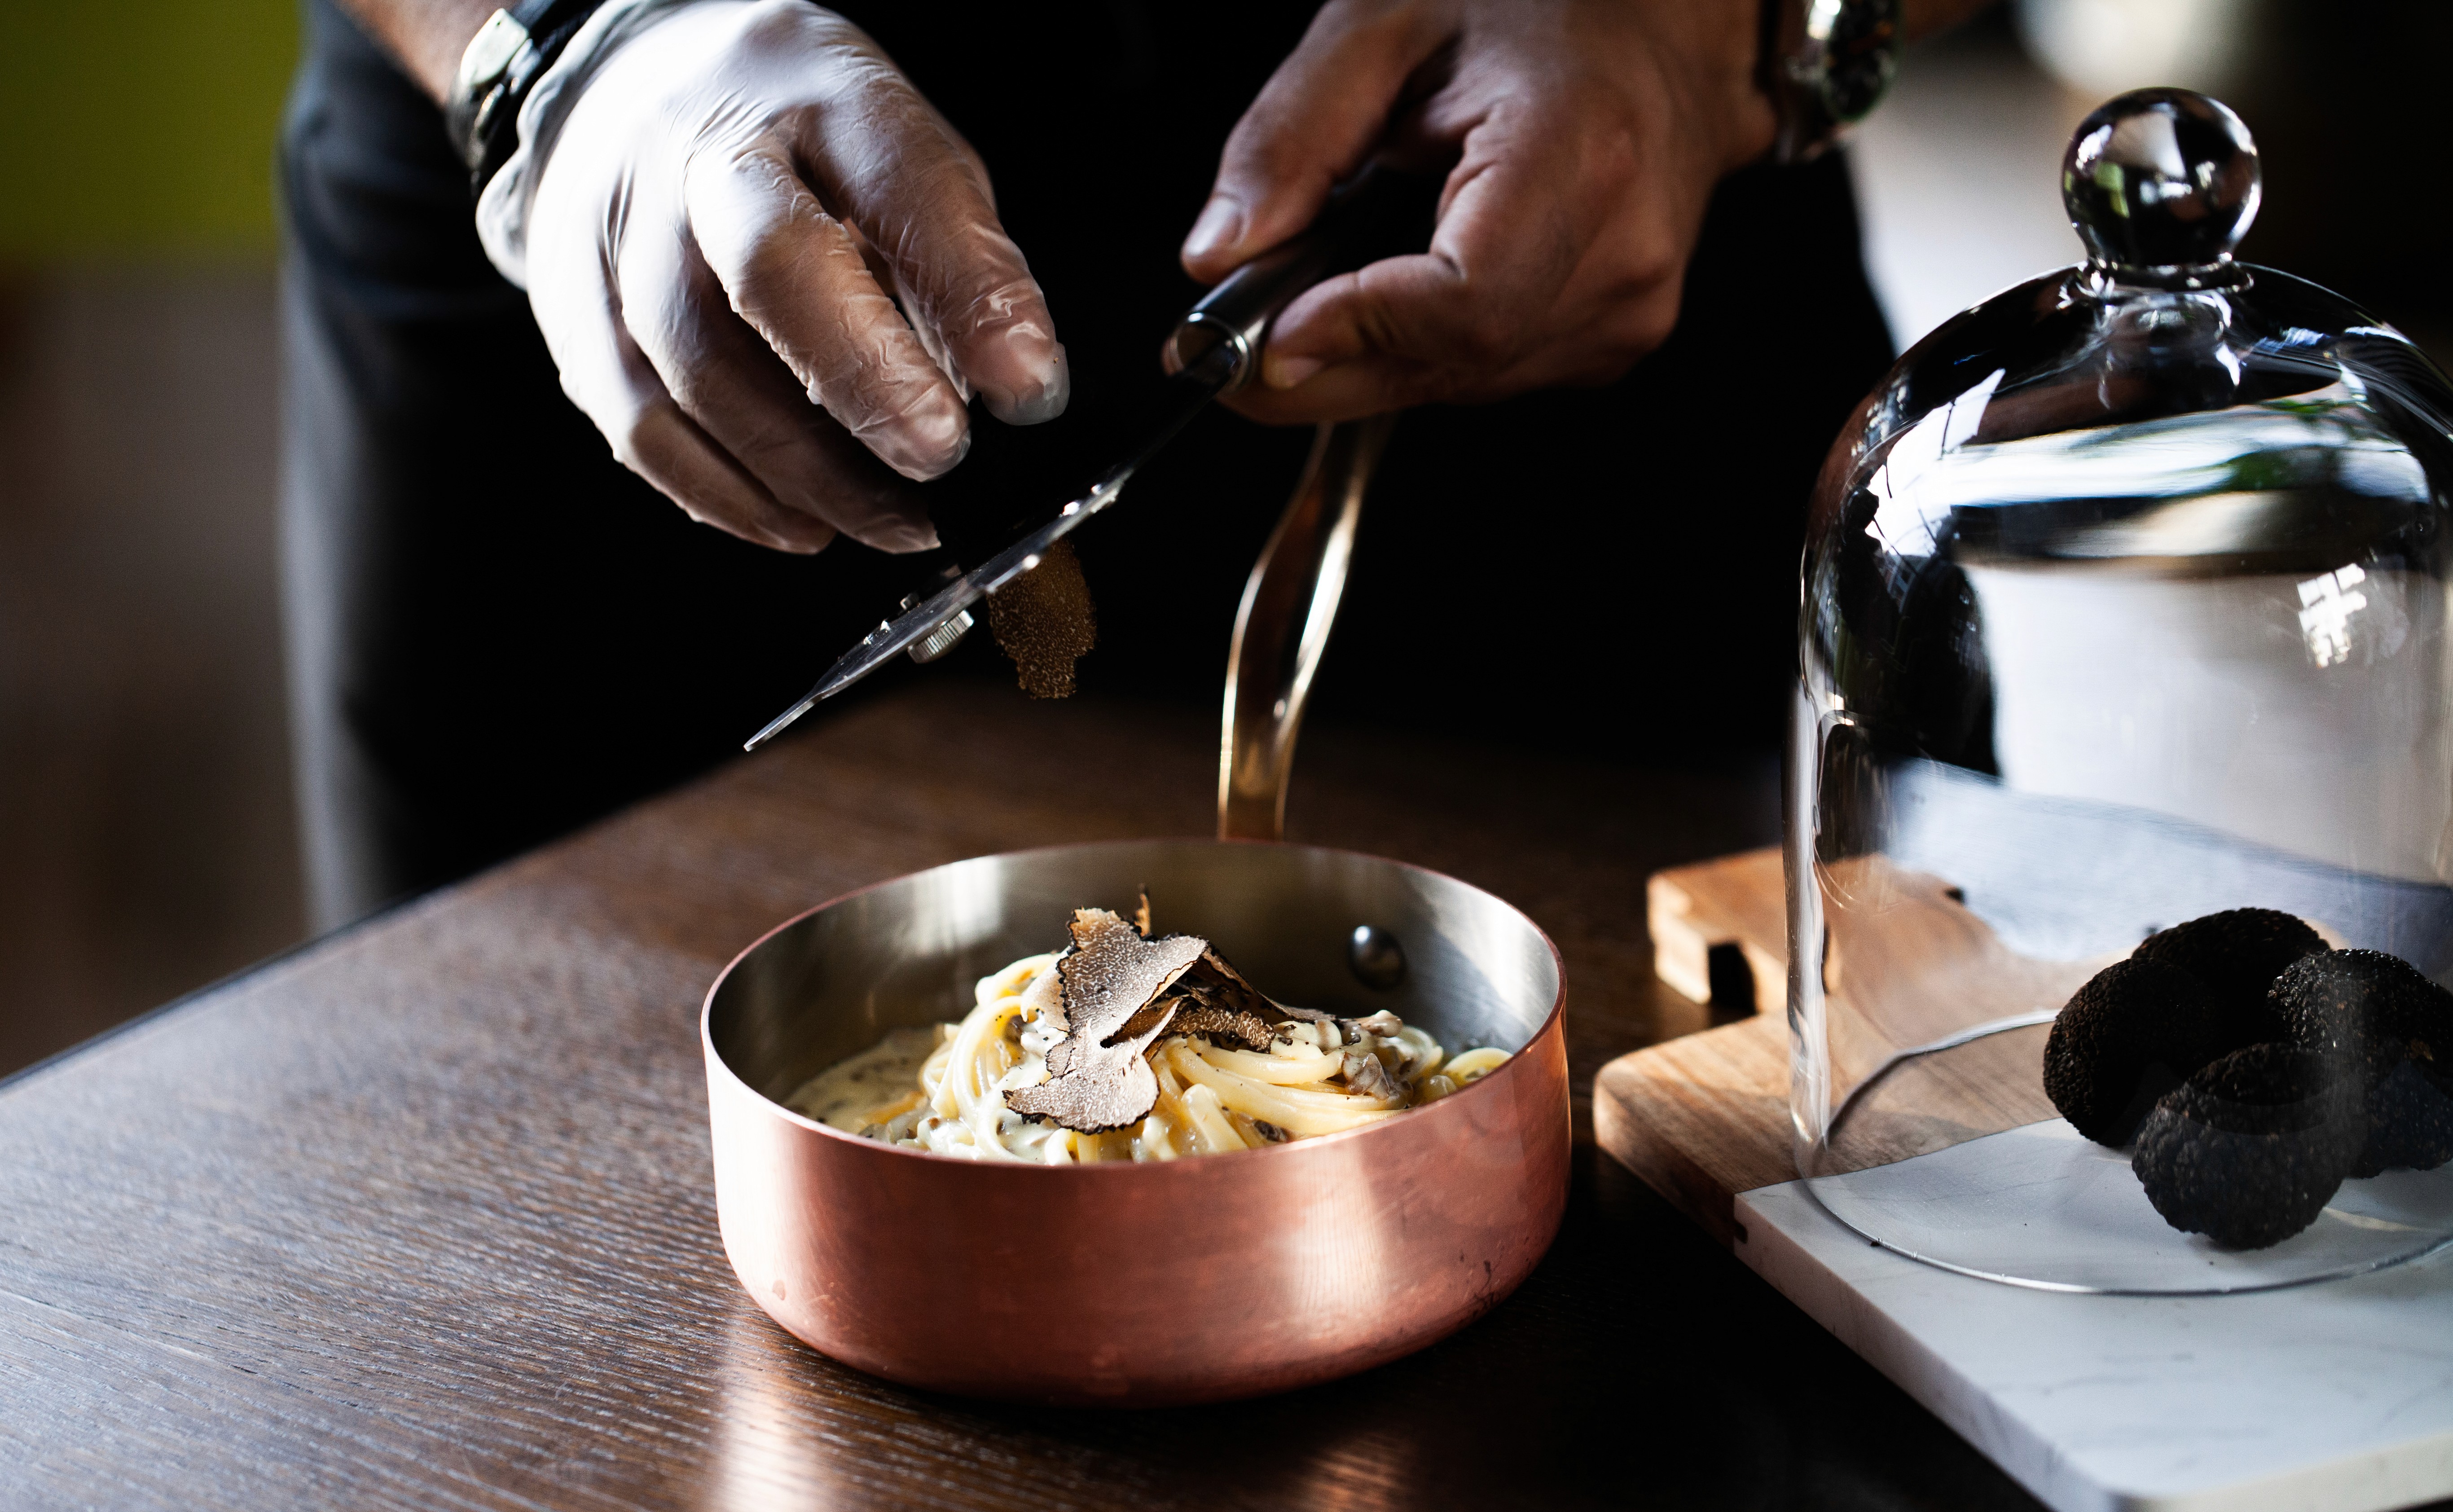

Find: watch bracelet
<box><xmin>452</xmin><ymin>0</ymin><xmax>614</xmax><ymax>196</ymax></box>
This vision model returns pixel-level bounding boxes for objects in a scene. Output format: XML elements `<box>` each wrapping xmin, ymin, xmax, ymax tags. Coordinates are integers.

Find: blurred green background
<box><xmin>0</xmin><ymin>0</ymin><xmax>298</xmax><ymax>260</ymax></box>
<box><xmin>0</xmin><ymin>0</ymin><xmax>307</xmax><ymax>1080</ymax></box>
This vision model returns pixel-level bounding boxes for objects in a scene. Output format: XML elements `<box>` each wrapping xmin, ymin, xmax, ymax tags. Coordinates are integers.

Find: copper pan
<box><xmin>701</xmin><ymin>837</ymin><xmax>1569</xmax><ymax>1406</ymax></box>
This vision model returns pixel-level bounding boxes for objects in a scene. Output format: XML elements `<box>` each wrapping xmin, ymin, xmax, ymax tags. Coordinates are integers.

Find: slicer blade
<box><xmin>741</xmin><ymin>345</ymin><xmax>1231</xmax><ymax>752</ymax></box>
<box><xmin>742</xmin><ymin>481</ymin><xmax>1124</xmax><ymax>751</ymax></box>
<box><xmin>739</xmin><ymin>168</ymin><xmax>1430</xmax><ymax>752</ymax></box>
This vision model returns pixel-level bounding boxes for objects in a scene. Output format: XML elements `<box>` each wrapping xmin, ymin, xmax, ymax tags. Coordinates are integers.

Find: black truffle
<box><xmin>2133</xmin><ymin>908</ymin><xmax>2324</xmax><ymax>1049</ymax></box>
<box><xmin>2372</xmin><ymin>958</ymin><xmax>2453</xmax><ymax>1068</ymax></box>
<box><xmin>2131</xmin><ymin>1044</ymin><xmax>2361</xmax><ymax>1249</ymax></box>
<box><xmin>2352</xmin><ymin>1058</ymin><xmax>2453</xmax><ymax>1177</ymax></box>
<box><xmin>2271</xmin><ymin>949</ymin><xmax>2440</xmax><ymax>1087</ymax></box>
<box><xmin>2299</xmin><ymin>954</ymin><xmax>2453</xmax><ymax>1176</ymax></box>
<box><xmin>2043</xmin><ymin>957</ymin><xmax>2222</xmax><ymax>1146</ymax></box>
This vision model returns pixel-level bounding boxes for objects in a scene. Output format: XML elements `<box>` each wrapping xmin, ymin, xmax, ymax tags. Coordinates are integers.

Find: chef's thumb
<box><xmin>1182</xmin><ymin>4</ymin><xmax>1442</xmax><ymax>284</ymax></box>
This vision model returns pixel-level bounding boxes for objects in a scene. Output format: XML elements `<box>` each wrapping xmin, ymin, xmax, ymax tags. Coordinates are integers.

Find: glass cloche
<box><xmin>1791</xmin><ymin>88</ymin><xmax>2453</xmax><ymax>1292</ymax></box>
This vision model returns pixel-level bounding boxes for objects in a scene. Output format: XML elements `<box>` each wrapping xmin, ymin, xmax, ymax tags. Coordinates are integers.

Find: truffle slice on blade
<box><xmin>1005</xmin><ymin>909</ymin><xmax>1205</xmax><ymax>1133</ymax></box>
<box><xmin>2043</xmin><ymin>957</ymin><xmax>2221</xmax><ymax>1146</ymax></box>
<box><xmin>985</xmin><ymin>537</ymin><xmax>1097</xmax><ymax>699</ymax></box>
<box><xmin>2133</xmin><ymin>908</ymin><xmax>2323</xmax><ymax>1048</ymax></box>
<box><xmin>2131</xmin><ymin>1043</ymin><xmax>2361</xmax><ymax>1249</ymax></box>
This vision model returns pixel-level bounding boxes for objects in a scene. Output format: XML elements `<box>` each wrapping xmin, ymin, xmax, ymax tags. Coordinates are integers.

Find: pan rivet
<box><xmin>1349</xmin><ymin>925</ymin><xmax>1405</xmax><ymax>989</ymax></box>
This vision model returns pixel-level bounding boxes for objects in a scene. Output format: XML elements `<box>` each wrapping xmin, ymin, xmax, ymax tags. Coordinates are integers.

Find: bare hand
<box><xmin>1181</xmin><ymin>0</ymin><xmax>1775</xmax><ymax>424</ymax></box>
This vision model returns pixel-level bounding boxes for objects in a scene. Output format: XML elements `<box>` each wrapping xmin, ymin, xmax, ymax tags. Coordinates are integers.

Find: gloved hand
<box><xmin>1179</xmin><ymin>0</ymin><xmax>1775</xmax><ymax>425</ymax></box>
<box><xmin>522</xmin><ymin>0</ymin><xmax>1069</xmax><ymax>553</ymax></box>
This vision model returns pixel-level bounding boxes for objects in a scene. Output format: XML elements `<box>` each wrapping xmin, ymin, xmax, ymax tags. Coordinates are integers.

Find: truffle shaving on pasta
<box><xmin>784</xmin><ymin>904</ymin><xmax>1508</xmax><ymax>1162</ymax></box>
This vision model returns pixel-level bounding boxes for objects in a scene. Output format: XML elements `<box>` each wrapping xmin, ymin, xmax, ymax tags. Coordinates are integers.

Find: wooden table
<box><xmin>0</xmin><ymin>681</ymin><xmax>2048</xmax><ymax>1510</ymax></box>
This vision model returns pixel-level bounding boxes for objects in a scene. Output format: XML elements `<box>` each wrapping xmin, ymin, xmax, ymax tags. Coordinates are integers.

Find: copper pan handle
<box><xmin>1218</xmin><ymin>413</ymin><xmax>1397</xmax><ymax>841</ymax></box>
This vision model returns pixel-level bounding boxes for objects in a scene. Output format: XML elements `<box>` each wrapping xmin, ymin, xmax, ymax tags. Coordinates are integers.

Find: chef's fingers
<box><xmin>619</xmin><ymin>223</ymin><xmax>939</xmax><ymax>553</ymax></box>
<box><xmin>784</xmin><ymin>24</ymin><xmax>1069</xmax><ymax>426</ymax></box>
<box><xmin>537</xmin><ymin>271</ymin><xmax>841</xmax><ymax>553</ymax></box>
<box><xmin>1215</xmin><ymin>352</ymin><xmax>1425</xmax><ymax>427</ymax></box>
<box><xmin>1226</xmin><ymin>254</ymin><xmax>1684</xmax><ymax>422</ymax></box>
<box><xmin>1235</xmin><ymin>124</ymin><xmax>1682</xmax><ymax>417</ymax></box>
<box><xmin>626</xmin><ymin>403</ymin><xmax>843</xmax><ymax>554</ymax></box>
<box><xmin>684</xmin><ymin>138</ymin><xmax>974</xmax><ymax>483</ymax></box>
<box><xmin>1182</xmin><ymin>0</ymin><xmax>1448</xmax><ymax>283</ymax></box>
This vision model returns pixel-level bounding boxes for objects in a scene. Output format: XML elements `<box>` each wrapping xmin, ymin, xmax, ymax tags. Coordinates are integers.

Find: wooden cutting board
<box><xmin>1604</xmin><ymin>844</ymin><xmax>2100</xmax><ymax>1246</ymax></box>
<box><xmin>1596</xmin><ymin>848</ymin><xmax>1791</xmax><ymax>1247</ymax></box>
<box><xmin>1600</xmin><ymin>848</ymin><xmax>2453</xmax><ymax>1512</ymax></box>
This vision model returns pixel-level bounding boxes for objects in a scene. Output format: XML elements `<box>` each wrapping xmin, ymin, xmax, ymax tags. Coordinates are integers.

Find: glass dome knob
<box><xmin>2062</xmin><ymin>88</ymin><xmax>2261</xmax><ymax>278</ymax></box>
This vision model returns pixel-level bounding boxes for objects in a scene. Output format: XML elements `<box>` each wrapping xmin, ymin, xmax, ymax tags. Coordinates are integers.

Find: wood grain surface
<box><xmin>0</xmin><ymin>680</ymin><xmax>2051</xmax><ymax>1512</ymax></box>
<box><xmin>1601</xmin><ymin>849</ymin><xmax>2114</xmax><ymax>1239</ymax></box>
<box><xmin>1646</xmin><ymin>846</ymin><xmax>1786</xmax><ymax>1015</ymax></box>
<box><xmin>1595</xmin><ymin>1014</ymin><xmax>1796</xmax><ymax>1249</ymax></box>
<box><xmin>1599</xmin><ymin>844</ymin><xmax>2139</xmax><ymax>1232</ymax></box>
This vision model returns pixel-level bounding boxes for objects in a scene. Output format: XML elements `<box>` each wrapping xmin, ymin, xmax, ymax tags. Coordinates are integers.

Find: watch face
<box><xmin>462</xmin><ymin>10</ymin><xmax>532</xmax><ymax>94</ymax></box>
<box><xmin>1815</xmin><ymin>0</ymin><xmax>1901</xmax><ymax>125</ymax></box>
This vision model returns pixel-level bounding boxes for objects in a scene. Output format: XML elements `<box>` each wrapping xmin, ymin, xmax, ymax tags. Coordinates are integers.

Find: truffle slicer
<box><xmin>743</xmin><ymin>167</ymin><xmax>1429</xmax><ymax>752</ymax></box>
<box><xmin>741</xmin><ymin>339</ymin><xmax>1234</xmax><ymax>751</ymax></box>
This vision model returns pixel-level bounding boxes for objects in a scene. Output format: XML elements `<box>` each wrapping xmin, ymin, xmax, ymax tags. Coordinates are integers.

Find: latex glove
<box><xmin>523</xmin><ymin>0</ymin><xmax>1068</xmax><ymax>553</ymax></box>
<box><xmin>1180</xmin><ymin>0</ymin><xmax>1774</xmax><ymax>425</ymax></box>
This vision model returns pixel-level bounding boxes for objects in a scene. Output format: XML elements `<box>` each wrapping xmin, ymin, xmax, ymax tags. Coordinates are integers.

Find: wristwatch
<box><xmin>1759</xmin><ymin>0</ymin><xmax>1903</xmax><ymax>164</ymax></box>
<box><xmin>446</xmin><ymin>0</ymin><xmax>610</xmax><ymax>193</ymax></box>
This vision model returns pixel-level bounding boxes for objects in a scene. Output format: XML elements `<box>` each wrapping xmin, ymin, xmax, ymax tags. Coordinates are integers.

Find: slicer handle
<box><xmin>1163</xmin><ymin>165</ymin><xmax>1433</xmax><ymax>395</ymax></box>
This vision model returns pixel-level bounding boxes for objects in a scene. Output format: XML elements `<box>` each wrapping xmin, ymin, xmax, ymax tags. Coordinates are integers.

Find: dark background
<box><xmin>1</xmin><ymin>0</ymin><xmax>2444</xmax><ymax>1078</ymax></box>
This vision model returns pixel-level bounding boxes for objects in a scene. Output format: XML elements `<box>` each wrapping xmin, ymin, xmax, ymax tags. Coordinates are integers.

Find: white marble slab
<box><xmin>1737</xmin><ymin>1172</ymin><xmax>2453</xmax><ymax>1512</ymax></box>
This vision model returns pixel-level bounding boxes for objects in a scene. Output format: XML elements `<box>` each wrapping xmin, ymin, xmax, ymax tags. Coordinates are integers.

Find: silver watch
<box><xmin>445</xmin><ymin>0</ymin><xmax>606</xmax><ymax>191</ymax></box>
<box><xmin>1760</xmin><ymin>0</ymin><xmax>1903</xmax><ymax>164</ymax></box>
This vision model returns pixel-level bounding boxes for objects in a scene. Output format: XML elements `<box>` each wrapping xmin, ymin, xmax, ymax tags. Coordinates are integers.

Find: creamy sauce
<box><xmin>781</xmin><ymin>950</ymin><xmax>1511</xmax><ymax>1163</ymax></box>
<box><xmin>789</xmin><ymin>1024</ymin><xmax>949</xmax><ymax>1133</ymax></box>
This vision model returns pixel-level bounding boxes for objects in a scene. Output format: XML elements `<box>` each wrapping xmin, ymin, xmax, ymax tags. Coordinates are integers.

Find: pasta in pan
<box><xmin>787</xmin><ymin>926</ymin><xmax>1508</xmax><ymax>1164</ymax></box>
